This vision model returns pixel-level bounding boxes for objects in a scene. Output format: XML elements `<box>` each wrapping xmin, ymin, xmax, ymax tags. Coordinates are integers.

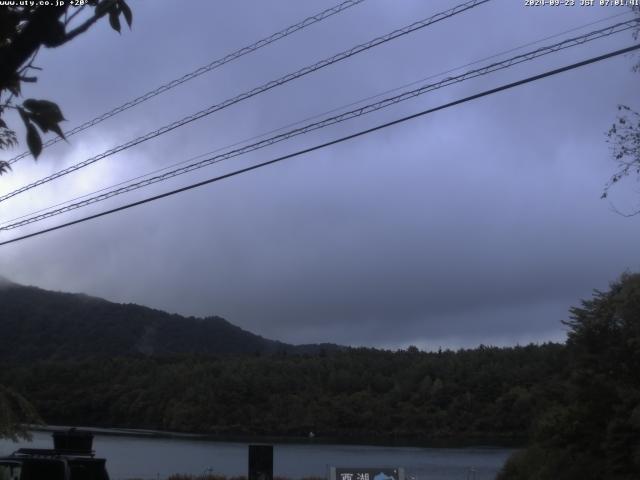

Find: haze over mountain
<box><xmin>0</xmin><ymin>278</ymin><xmax>340</xmax><ymax>362</ymax></box>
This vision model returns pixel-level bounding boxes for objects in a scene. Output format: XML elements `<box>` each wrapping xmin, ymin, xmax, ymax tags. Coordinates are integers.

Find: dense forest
<box><xmin>0</xmin><ymin>343</ymin><xmax>565</xmax><ymax>442</ymax></box>
<box><xmin>497</xmin><ymin>272</ymin><xmax>640</xmax><ymax>479</ymax></box>
<box><xmin>0</xmin><ymin>274</ymin><xmax>639</xmax><ymax>478</ymax></box>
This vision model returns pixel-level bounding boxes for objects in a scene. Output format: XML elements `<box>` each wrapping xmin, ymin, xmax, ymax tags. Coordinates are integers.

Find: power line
<box><xmin>0</xmin><ymin>150</ymin><xmax>219</xmax><ymax>227</ymax></box>
<box><xmin>0</xmin><ymin>0</ymin><xmax>490</xmax><ymax>204</ymax></box>
<box><xmin>3</xmin><ymin>11</ymin><xmax>630</xmax><ymax>229</ymax></box>
<box><xmin>6</xmin><ymin>0</ymin><xmax>367</xmax><ymax>165</ymax></box>
<box><xmin>2</xmin><ymin>18</ymin><xmax>635</xmax><ymax>232</ymax></box>
<box><xmin>1</xmin><ymin>43</ymin><xmax>637</xmax><ymax>248</ymax></box>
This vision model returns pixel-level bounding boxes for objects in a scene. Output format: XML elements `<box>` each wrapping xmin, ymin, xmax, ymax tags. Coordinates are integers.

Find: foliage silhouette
<box><xmin>0</xmin><ymin>0</ymin><xmax>132</xmax><ymax>173</ymax></box>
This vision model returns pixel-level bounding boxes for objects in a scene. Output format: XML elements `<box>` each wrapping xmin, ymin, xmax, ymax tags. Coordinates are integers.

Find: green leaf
<box><xmin>23</xmin><ymin>99</ymin><xmax>65</xmax><ymax>123</ymax></box>
<box><xmin>22</xmin><ymin>99</ymin><xmax>66</xmax><ymax>140</ymax></box>
<box><xmin>94</xmin><ymin>0</ymin><xmax>114</xmax><ymax>16</ymax></box>
<box><xmin>109</xmin><ymin>9</ymin><xmax>121</xmax><ymax>33</ymax></box>
<box><xmin>0</xmin><ymin>161</ymin><xmax>12</xmax><ymax>175</ymax></box>
<box><xmin>28</xmin><ymin>114</ymin><xmax>50</xmax><ymax>134</ymax></box>
<box><xmin>119</xmin><ymin>0</ymin><xmax>132</xmax><ymax>28</ymax></box>
<box><xmin>26</xmin><ymin>123</ymin><xmax>42</xmax><ymax>159</ymax></box>
<box><xmin>17</xmin><ymin>107</ymin><xmax>30</xmax><ymax>127</ymax></box>
<box><xmin>48</xmin><ymin>122</ymin><xmax>66</xmax><ymax>141</ymax></box>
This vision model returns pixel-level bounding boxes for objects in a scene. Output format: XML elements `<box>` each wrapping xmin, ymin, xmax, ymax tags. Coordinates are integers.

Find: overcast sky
<box><xmin>1</xmin><ymin>0</ymin><xmax>639</xmax><ymax>350</ymax></box>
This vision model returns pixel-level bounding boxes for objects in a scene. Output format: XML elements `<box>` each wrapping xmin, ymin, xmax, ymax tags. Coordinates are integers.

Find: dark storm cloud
<box><xmin>1</xmin><ymin>0</ymin><xmax>639</xmax><ymax>349</ymax></box>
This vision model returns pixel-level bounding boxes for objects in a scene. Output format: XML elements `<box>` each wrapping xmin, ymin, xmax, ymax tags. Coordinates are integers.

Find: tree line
<box><xmin>0</xmin><ymin>343</ymin><xmax>566</xmax><ymax>442</ymax></box>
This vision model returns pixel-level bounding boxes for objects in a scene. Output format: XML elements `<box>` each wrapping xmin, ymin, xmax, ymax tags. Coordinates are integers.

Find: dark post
<box><xmin>248</xmin><ymin>444</ymin><xmax>273</xmax><ymax>480</ymax></box>
<box><xmin>52</xmin><ymin>428</ymin><xmax>94</xmax><ymax>453</ymax></box>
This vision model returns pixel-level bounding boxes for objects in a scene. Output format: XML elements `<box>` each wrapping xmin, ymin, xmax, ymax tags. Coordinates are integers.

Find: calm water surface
<box><xmin>0</xmin><ymin>431</ymin><xmax>515</xmax><ymax>480</ymax></box>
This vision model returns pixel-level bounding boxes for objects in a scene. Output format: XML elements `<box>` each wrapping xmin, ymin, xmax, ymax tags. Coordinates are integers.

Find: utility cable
<box><xmin>3</xmin><ymin>11</ymin><xmax>631</xmax><ymax>228</ymax></box>
<box><xmin>0</xmin><ymin>0</ymin><xmax>490</xmax><ymax>204</ymax></box>
<box><xmin>1</xmin><ymin>19</ymin><xmax>635</xmax><ymax>231</ymax></box>
<box><xmin>1</xmin><ymin>43</ymin><xmax>637</xmax><ymax>247</ymax></box>
<box><xmin>6</xmin><ymin>0</ymin><xmax>367</xmax><ymax>165</ymax></box>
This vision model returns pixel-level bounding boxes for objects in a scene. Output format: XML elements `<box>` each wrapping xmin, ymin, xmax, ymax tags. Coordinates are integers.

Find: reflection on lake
<box><xmin>0</xmin><ymin>431</ymin><xmax>515</xmax><ymax>480</ymax></box>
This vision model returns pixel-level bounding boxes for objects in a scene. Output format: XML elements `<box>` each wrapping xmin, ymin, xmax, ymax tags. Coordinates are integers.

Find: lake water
<box><xmin>0</xmin><ymin>431</ymin><xmax>515</xmax><ymax>480</ymax></box>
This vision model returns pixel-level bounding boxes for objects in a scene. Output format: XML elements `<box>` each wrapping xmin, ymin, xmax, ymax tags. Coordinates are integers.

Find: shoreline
<box><xmin>29</xmin><ymin>425</ymin><xmax>525</xmax><ymax>449</ymax></box>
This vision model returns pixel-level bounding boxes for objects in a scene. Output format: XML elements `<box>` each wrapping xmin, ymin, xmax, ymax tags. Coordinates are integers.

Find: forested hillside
<box><xmin>0</xmin><ymin>279</ymin><xmax>338</xmax><ymax>360</ymax></box>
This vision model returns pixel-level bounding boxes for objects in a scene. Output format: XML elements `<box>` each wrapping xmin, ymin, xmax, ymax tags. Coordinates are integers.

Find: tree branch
<box><xmin>64</xmin><ymin>5</ymin><xmax>85</xmax><ymax>27</ymax></box>
<box><xmin>63</xmin><ymin>1</ymin><xmax>114</xmax><ymax>43</ymax></box>
<box><xmin>0</xmin><ymin>7</ymin><xmax>66</xmax><ymax>89</ymax></box>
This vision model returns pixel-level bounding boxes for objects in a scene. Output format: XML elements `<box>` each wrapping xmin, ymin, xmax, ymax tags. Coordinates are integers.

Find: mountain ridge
<box><xmin>0</xmin><ymin>279</ymin><xmax>342</xmax><ymax>361</ymax></box>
